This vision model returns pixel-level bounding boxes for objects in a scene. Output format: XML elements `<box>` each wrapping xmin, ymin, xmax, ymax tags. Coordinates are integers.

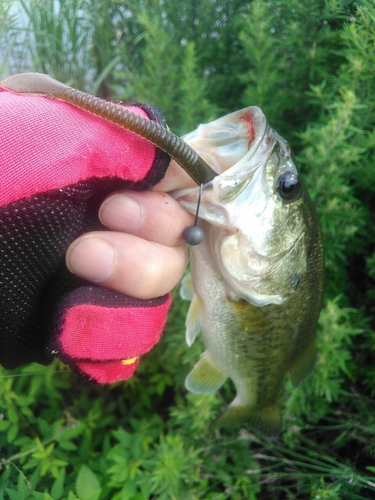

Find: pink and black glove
<box><xmin>0</xmin><ymin>86</ymin><xmax>171</xmax><ymax>383</ymax></box>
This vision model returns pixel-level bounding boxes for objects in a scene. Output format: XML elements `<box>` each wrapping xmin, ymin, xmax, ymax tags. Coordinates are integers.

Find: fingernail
<box><xmin>99</xmin><ymin>193</ymin><xmax>142</xmax><ymax>231</ymax></box>
<box><xmin>67</xmin><ymin>236</ymin><xmax>115</xmax><ymax>282</ymax></box>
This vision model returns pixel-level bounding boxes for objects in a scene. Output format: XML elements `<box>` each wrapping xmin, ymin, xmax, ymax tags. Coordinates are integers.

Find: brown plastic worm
<box><xmin>0</xmin><ymin>72</ymin><xmax>217</xmax><ymax>185</ymax></box>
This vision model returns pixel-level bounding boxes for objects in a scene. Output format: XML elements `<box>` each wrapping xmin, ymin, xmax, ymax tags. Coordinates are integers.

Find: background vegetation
<box><xmin>1</xmin><ymin>0</ymin><xmax>375</xmax><ymax>498</ymax></box>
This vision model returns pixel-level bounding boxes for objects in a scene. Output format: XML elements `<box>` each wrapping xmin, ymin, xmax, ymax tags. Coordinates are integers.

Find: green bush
<box><xmin>1</xmin><ymin>0</ymin><xmax>375</xmax><ymax>498</ymax></box>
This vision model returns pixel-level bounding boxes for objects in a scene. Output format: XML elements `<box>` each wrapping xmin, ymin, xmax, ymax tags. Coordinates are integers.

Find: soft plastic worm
<box><xmin>1</xmin><ymin>73</ymin><xmax>217</xmax><ymax>185</ymax></box>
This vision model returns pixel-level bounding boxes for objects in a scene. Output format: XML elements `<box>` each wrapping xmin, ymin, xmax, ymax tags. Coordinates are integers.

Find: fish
<box><xmin>173</xmin><ymin>107</ymin><xmax>324</xmax><ymax>438</ymax></box>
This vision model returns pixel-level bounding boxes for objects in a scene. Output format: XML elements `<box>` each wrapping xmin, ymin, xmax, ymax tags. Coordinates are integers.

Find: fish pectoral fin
<box><xmin>288</xmin><ymin>340</ymin><xmax>317</xmax><ymax>388</ymax></box>
<box><xmin>185</xmin><ymin>351</ymin><xmax>227</xmax><ymax>394</ymax></box>
<box><xmin>180</xmin><ymin>273</ymin><xmax>194</xmax><ymax>301</ymax></box>
<box><xmin>185</xmin><ymin>293</ymin><xmax>202</xmax><ymax>347</ymax></box>
<box><xmin>213</xmin><ymin>401</ymin><xmax>281</xmax><ymax>439</ymax></box>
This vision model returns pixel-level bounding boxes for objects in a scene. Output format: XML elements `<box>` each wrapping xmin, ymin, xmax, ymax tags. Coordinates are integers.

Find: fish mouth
<box><xmin>172</xmin><ymin>107</ymin><xmax>272</xmax><ymax>220</ymax></box>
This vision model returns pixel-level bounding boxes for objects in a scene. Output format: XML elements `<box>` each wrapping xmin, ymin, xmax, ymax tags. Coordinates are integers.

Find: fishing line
<box><xmin>183</xmin><ymin>183</ymin><xmax>204</xmax><ymax>246</ymax></box>
<box><xmin>171</xmin><ymin>184</ymin><xmax>204</xmax><ymax>302</ymax></box>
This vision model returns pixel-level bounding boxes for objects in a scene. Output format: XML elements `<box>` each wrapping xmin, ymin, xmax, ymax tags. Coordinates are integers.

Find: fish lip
<box><xmin>211</xmin><ymin>118</ymin><xmax>272</xmax><ymax>198</ymax></box>
<box><xmin>173</xmin><ymin>107</ymin><xmax>269</xmax><ymax>192</ymax></box>
<box><xmin>172</xmin><ymin>122</ymin><xmax>275</xmax><ymax>220</ymax></box>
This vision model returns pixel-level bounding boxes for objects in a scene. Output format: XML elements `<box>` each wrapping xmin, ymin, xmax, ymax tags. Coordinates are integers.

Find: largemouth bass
<box><xmin>173</xmin><ymin>107</ymin><xmax>324</xmax><ymax>438</ymax></box>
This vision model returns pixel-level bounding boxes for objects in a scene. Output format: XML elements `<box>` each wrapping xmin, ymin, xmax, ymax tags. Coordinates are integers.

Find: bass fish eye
<box><xmin>276</xmin><ymin>171</ymin><xmax>301</xmax><ymax>201</ymax></box>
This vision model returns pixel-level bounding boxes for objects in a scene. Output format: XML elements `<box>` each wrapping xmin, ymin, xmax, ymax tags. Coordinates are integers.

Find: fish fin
<box><xmin>214</xmin><ymin>401</ymin><xmax>281</xmax><ymax>439</ymax></box>
<box><xmin>185</xmin><ymin>293</ymin><xmax>203</xmax><ymax>346</ymax></box>
<box><xmin>288</xmin><ymin>340</ymin><xmax>317</xmax><ymax>388</ymax></box>
<box><xmin>180</xmin><ymin>273</ymin><xmax>194</xmax><ymax>301</ymax></box>
<box><xmin>185</xmin><ymin>351</ymin><xmax>227</xmax><ymax>394</ymax></box>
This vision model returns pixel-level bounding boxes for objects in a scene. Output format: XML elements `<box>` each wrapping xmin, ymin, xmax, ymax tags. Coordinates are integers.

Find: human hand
<box><xmin>0</xmin><ymin>80</ymin><xmax>190</xmax><ymax>383</ymax></box>
<box><xmin>66</xmin><ymin>164</ymin><xmax>195</xmax><ymax>301</ymax></box>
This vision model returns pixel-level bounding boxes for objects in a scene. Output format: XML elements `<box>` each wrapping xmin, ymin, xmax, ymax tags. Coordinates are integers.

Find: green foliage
<box><xmin>0</xmin><ymin>1</ymin><xmax>18</xmax><ymax>76</ymax></box>
<box><xmin>300</xmin><ymin>87</ymin><xmax>368</xmax><ymax>297</ymax></box>
<box><xmin>115</xmin><ymin>9</ymin><xmax>218</xmax><ymax>133</ymax></box>
<box><xmin>239</xmin><ymin>0</ymin><xmax>346</xmax><ymax>136</ymax></box>
<box><xmin>178</xmin><ymin>41</ymin><xmax>220</xmax><ymax>134</ymax></box>
<box><xmin>17</xmin><ymin>0</ymin><xmax>91</xmax><ymax>88</ymax></box>
<box><xmin>116</xmin><ymin>8</ymin><xmax>182</xmax><ymax>121</ymax></box>
<box><xmin>1</xmin><ymin>0</ymin><xmax>375</xmax><ymax>498</ymax></box>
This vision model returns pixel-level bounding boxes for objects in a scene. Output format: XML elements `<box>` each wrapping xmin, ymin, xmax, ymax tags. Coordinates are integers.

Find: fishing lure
<box><xmin>1</xmin><ymin>73</ymin><xmax>212</xmax><ymax>245</ymax></box>
<box><xmin>1</xmin><ymin>73</ymin><xmax>217</xmax><ymax>186</ymax></box>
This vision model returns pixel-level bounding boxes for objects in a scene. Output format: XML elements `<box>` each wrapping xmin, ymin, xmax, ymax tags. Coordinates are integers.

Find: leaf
<box><xmin>5</xmin><ymin>490</ymin><xmax>23</xmax><ymax>500</ymax></box>
<box><xmin>67</xmin><ymin>493</ymin><xmax>79</xmax><ymax>500</ymax></box>
<box><xmin>32</xmin><ymin>493</ymin><xmax>54</xmax><ymax>500</ymax></box>
<box><xmin>7</xmin><ymin>424</ymin><xmax>19</xmax><ymax>443</ymax></box>
<box><xmin>5</xmin><ymin>474</ymin><xmax>31</xmax><ymax>500</ymax></box>
<box><xmin>51</xmin><ymin>468</ymin><xmax>65</xmax><ymax>500</ymax></box>
<box><xmin>58</xmin><ymin>440</ymin><xmax>77</xmax><ymax>451</ymax></box>
<box><xmin>0</xmin><ymin>420</ymin><xmax>10</xmax><ymax>431</ymax></box>
<box><xmin>7</xmin><ymin>406</ymin><xmax>19</xmax><ymax>424</ymax></box>
<box><xmin>75</xmin><ymin>465</ymin><xmax>102</xmax><ymax>500</ymax></box>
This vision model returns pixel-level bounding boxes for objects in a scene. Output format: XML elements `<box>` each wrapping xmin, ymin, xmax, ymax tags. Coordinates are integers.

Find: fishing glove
<box><xmin>0</xmin><ymin>85</ymin><xmax>171</xmax><ymax>384</ymax></box>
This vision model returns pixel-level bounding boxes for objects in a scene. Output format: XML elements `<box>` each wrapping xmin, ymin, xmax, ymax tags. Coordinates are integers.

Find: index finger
<box><xmin>99</xmin><ymin>190</ymin><xmax>194</xmax><ymax>247</ymax></box>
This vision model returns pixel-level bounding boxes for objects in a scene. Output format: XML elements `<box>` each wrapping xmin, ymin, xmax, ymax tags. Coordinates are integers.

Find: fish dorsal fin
<box><xmin>185</xmin><ymin>351</ymin><xmax>227</xmax><ymax>394</ymax></box>
<box><xmin>288</xmin><ymin>339</ymin><xmax>317</xmax><ymax>388</ymax></box>
<box><xmin>185</xmin><ymin>293</ymin><xmax>203</xmax><ymax>347</ymax></box>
